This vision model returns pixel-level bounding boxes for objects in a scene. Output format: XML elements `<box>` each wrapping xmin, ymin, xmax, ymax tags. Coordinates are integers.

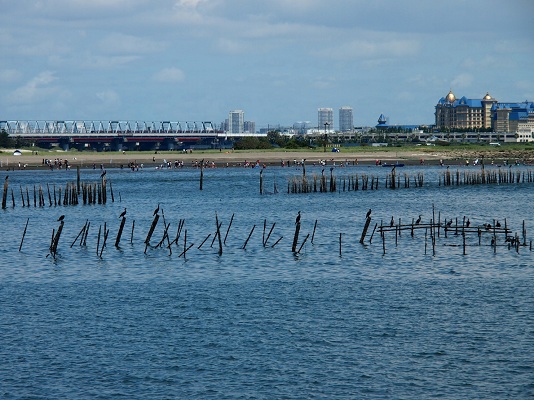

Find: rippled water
<box><xmin>1</xmin><ymin>164</ymin><xmax>533</xmax><ymax>399</ymax></box>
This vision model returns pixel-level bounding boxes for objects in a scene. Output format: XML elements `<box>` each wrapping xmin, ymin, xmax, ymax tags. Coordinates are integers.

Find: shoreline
<box><xmin>1</xmin><ymin>148</ymin><xmax>532</xmax><ymax>170</ymax></box>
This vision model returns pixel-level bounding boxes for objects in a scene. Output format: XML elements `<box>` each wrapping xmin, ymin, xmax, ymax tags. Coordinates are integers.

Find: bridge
<box><xmin>0</xmin><ymin>120</ymin><xmax>264</xmax><ymax>151</ymax></box>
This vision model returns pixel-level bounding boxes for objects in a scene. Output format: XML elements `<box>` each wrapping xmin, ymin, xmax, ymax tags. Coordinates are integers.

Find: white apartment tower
<box><xmin>228</xmin><ymin>110</ymin><xmax>244</xmax><ymax>134</ymax></box>
<box><xmin>318</xmin><ymin>108</ymin><xmax>334</xmax><ymax>130</ymax></box>
<box><xmin>339</xmin><ymin>106</ymin><xmax>353</xmax><ymax>132</ymax></box>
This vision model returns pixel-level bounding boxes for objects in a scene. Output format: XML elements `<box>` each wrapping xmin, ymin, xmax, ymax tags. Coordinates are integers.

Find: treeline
<box><xmin>0</xmin><ymin>129</ymin><xmax>31</xmax><ymax>149</ymax></box>
<box><xmin>234</xmin><ymin>132</ymin><xmax>311</xmax><ymax>150</ymax></box>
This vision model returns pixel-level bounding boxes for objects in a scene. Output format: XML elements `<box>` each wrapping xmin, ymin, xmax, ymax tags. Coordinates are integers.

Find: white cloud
<box><xmin>153</xmin><ymin>67</ymin><xmax>185</xmax><ymax>83</ymax></box>
<box><xmin>10</xmin><ymin>71</ymin><xmax>58</xmax><ymax>104</ymax></box>
<box><xmin>451</xmin><ymin>74</ymin><xmax>473</xmax><ymax>89</ymax></box>
<box><xmin>96</xmin><ymin>90</ymin><xmax>121</xmax><ymax>107</ymax></box>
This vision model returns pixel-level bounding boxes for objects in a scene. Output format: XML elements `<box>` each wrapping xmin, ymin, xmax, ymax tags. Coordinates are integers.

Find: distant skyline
<box><xmin>1</xmin><ymin>1</ymin><xmax>533</xmax><ymax>129</ymax></box>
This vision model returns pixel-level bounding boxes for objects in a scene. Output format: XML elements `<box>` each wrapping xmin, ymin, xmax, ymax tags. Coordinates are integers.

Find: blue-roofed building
<box><xmin>376</xmin><ymin>113</ymin><xmax>389</xmax><ymax>130</ymax></box>
<box><xmin>435</xmin><ymin>90</ymin><xmax>496</xmax><ymax>130</ymax></box>
<box><xmin>435</xmin><ymin>90</ymin><xmax>534</xmax><ymax>137</ymax></box>
<box><xmin>492</xmin><ymin>101</ymin><xmax>534</xmax><ymax>134</ymax></box>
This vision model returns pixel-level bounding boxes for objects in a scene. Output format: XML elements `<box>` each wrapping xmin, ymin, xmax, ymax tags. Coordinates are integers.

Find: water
<box><xmin>1</xmin><ymin>164</ymin><xmax>533</xmax><ymax>399</ymax></box>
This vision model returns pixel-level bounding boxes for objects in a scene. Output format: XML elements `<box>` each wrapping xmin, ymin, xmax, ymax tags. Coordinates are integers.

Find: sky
<box><xmin>1</xmin><ymin>0</ymin><xmax>533</xmax><ymax>130</ymax></box>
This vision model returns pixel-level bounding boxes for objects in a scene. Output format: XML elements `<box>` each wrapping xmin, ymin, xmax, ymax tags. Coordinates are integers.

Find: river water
<box><xmin>1</xmin><ymin>164</ymin><xmax>533</xmax><ymax>399</ymax></box>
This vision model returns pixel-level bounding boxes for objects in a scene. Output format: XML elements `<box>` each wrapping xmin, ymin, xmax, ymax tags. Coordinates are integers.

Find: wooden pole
<box><xmin>115</xmin><ymin>217</ymin><xmax>127</xmax><ymax>247</ymax></box>
<box><xmin>199</xmin><ymin>159</ymin><xmax>204</xmax><ymax>190</ymax></box>
<box><xmin>224</xmin><ymin>213</ymin><xmax>234</xmax><ymax>245</ymax></box>
<box><xmin>292</xmin><ymin>222</ymin><xmax>301</xmax><ymax>252</ymax></box>
<box><xmin>259</xmin><ymin>169</ymin><xmax>263</xmax><ymax>194</ymax></box>
<box><xmin>296</xmin><ymin>233</ymin><xmax>310</xmax><ymax>254</ymax></box>
<box><xmin>360</xmin><ymin>217</ymin><xmax>372</xmax><ymax>244</ymax></box>
<box><xmin>215</xmin><ymin>212</ymin><xmax>223</xmax><ymax>256</ymax></box>
<box><xmin>18</xmin><ymin>217</ymin><xmax>29</xmax><ymax>252</ymax></box>
<box><xmin>271</xmin><ymin>236</ymin><xmax>283</xmax><ymax>248</ymax></box>
<box><xmin>242</xmin><ymin>225</ymin><xmax>256</xmax><ymax>250</ymax></box>
<box><xmin>311</xmin><ymin>220</ymin><xmax>318</xmax><ymax>244</ymax></box>
<box><xmin>197</xmin><ymin>233</ymin><xmax>211</xmax><ymax>249</ymax></box>
<box><xmin>2</xmin><ymin>176</ymin><xmax>8</xmax><ymax>209</ymax></box>
<box><xmin>96</xmin><ymin>225</ymin><xmax>102</xmax><ymax>255</ymax></box>
<box><xmin>71</xmin><ymin>221</ymin><xmax>87</xmax><ymax>248</ymax></box>
<box><xmin>264</xmin><ymin>223</ymin><xmax>276</xmax><ymax>247</ymax></box>
<box><xmin>130</xmin><ymin>220</ymin><xmax>135</xmax><ymax>244</ymax></box>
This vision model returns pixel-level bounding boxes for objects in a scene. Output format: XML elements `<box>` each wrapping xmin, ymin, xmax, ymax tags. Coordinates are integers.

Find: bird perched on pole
<box><xmin>390</xmin><ymin>216</ymin><xmax>394</xmax><ymax>227</ymax></box>
<box><xmin>415</xmin><ymin>215</ymin><xmax>422</xmax><ymax>225</ymax></box>
<box><xmin>153</xmin><ymin>203</ymin><xmax>160</xmax><ymax>216</ymax></box>
<box><xmin>295</xmin><ymin>211</ymin><xmax>301</xmax><ymax>225</ymax></box>
<box><xmin>57</xmin><ymin>215</ymin><xmax>65</xmax><ymax>222</ymax></box>
<box><xmin>119</xmin><ymin>208</ymin><xmax>127</xmax><ymax>219</ymax></box>
<box><xmin>366</xmin><ymin>209</ymin><xmax>372</xmax><ymax>219</ymax></box>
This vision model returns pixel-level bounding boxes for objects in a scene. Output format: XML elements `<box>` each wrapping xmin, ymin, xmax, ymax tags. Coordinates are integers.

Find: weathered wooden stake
<box><xmin>311</xmin><ymin>219</ymin><xmax>318</xmax><ymax>244</ymax></box>
<box><xmin>242</xmin><ymin>225</ymin><xmax>256</xmax><ymax>250</ymax></box>
<box><xmin>215</xmin><ymin>212</ymin><xmax>223</xmax><ymax>256</ymax></box>
<box><xmin>115</xmin><ymin>217</ymin><xmax>126</xmax><ymax>247</ymax></box>
<box><xmin>360</xmin><ymin>217</ymin><xmax>372</xmax><ymax>244</ymax></box>
<box><xmin>19</xmin><ymin>218</ymin><xmax>29</xmax><ymax>252</ymax></box>
<box><xmin>264</xmin><ymin>223</ymin><xmax>276</xmax><ymax>247</ymax></box>
<box><xmin>224</xmin><ymin>213</ymin><xmax>234</xmax><ymax>245</ymax></box>
<box><xmin>292</xmin><ymin>222</ymin><xmax>301</xmax><ymax>252</ymax></box>
<box><xmin>198</xmin><ymin>233</ymin><xmax>212</xmax><ymax>249</ymax></box>
<box><xmin>296</xmin><ymin>233</ymin><xmax>310</xmax><ymax>254</ymax></box>
<box><xmin>2</xmin><ymin>176</ymin><xmax>8</xmax><ymax>209</ymax></box>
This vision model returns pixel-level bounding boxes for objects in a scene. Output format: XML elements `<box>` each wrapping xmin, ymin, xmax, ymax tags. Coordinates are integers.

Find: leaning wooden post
<box><xmin>70</xmin><ymin>220</ymin><xmax>88</xmax><ymax>248</ymax></box>
<box><xmin>97</xmin><ymin>225</ymin><xmax>102</xmax><ymax>255</ymax></box>
<box><xmin>19</xmin><ymin>217</ymin><xmax>30</xmax><ymax>252</ymax></box>
<box><xmin>264</xmin><ymin>223</ymin><xmax>276</xmax><ymax>247</ymax></box>
<box><xmin>2</xmin><ymin>176</ymin><xmax>8</xmax><ymax>209</ymax></box>
<box><xmin>292</xmin><ymin>222</ymin><xmax>301</xmax><ymax>253</ymax></box>
<box><xmin>242</xmin><ymin>225</ymin><xmax>256</xmax><ymax>250</ymax></box>
<box><xmin>311</xmin><ymin>219</ymin><xmax>318</xmax><ymax>244</ymax></box>
<box><xmin>130</xmin><ymin>220</ymin><xmax>135</xmax><ymax>244</ymax></box>
<box><xmin>144</xmin><ymin>214</ymin><xmax>160</xmax><ymax>253</ymax></box>
<box><xmin>199</xmin><ymin>159</ymin><xmax>204</xmax><ymax>190</ymax></box>
<box><xmin>51</xmin><ymin>220</ymin><xmax>65</xmax><ymax>258</ymax></box>
<box><xmin>223</xmin><ymin>213</ymin><xmax>234</xmax><ymax>245</ymax></box>
<box><xmin>339</xmin><ymin>233</ymin><xmax>342</xmax><ymax>256</ymax></box>
<box><xmin>259</xmin><ymin>169</ymin><xmax>264</xmax><ymax>195</ymax></box>
<box><xmin>115</xmin><ymin>217</ymin><xmax>127</xmax><ymax>247</ymax></box>
<box><xmin>360</xmin><ymin>217</ymin><xmax>372</xmax><ymax>244</ymax></box>
<box><xmin>262</xmin><ymin>218</ymin><xmax>267</xmax><ymax>246</ymax></box>
<box><xmin>99</xmin><ymin>228</ymin><xmax>109</xmax><ymax>258</ymax></box>
<box><xmin>215</xmin><ymin>212</ymin><xmax>223</xmax><ymax>256</ymax></box>
<box><xmin>76</xmin><ymin>166</ymin><xmax>81</xmax><ymax>192</ymax></box>
<box><xmin>369</xmin><ymin>223</ymin><xmax>378</xmax><ymax>244</ymax></box>
<box><xmin>297</xmin><ymin>233</ymin><xmax>309</xmax><ymax>254</ymax></box>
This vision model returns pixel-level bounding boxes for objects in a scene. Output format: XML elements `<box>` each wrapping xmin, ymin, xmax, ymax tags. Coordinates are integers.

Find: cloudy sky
<box><xmin>1</xmin><ymin>0</ymin><xmax>533</xmax><ymax>129</ymax></box>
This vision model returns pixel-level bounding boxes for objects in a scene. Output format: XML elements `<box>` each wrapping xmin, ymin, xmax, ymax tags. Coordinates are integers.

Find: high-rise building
<box><xmin>318</xmin><ymin>108</ymin><xmax>334</xmax><ymax>130</ymax></box>
<box><xmin>244</xmin><ymin>121</ymin><xmax>256</xmax><ymax>134</ymax></box>
<box><xmin>339</xmin><ymin>106</ymin><xmax>353</xmax><ymax>132</ymax></box>
<box><xmin>228</xmin><ymin>110</ymin><xmax>244</xmax><ymax>134</ymax></box>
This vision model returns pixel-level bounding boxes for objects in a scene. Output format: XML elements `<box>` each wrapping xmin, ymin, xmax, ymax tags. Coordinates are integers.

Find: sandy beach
<box><xmin>1</xmin><ymin>147</ymin><xmax>533</xmax><ymax>170</ymax></box>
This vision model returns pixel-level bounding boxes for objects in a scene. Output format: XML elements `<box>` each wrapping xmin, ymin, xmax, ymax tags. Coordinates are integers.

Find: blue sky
<box><xmin>1</xmin><ymin>0</ymin><xmax>533</xmax><ymax>130</ymax></box>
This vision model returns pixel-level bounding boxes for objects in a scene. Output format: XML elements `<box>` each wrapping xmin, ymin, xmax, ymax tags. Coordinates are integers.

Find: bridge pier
<box><xmin>112</xmin><ymin>138</ymin><xmax>123</xmax><ymax>152</ymax></box>
<box><xmin>59</xmin><ymin>138</ymin><xmax>71</xmax><ymax>151</ymax></box>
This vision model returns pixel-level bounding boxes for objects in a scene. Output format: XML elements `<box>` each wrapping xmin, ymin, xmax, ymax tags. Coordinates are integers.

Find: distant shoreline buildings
<box><xmin>2</xmin><ymin>91</ymin><xmax>533</xmax><ymax>150</ymax></box>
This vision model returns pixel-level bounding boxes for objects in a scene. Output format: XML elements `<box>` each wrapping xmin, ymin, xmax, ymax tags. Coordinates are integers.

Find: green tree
<box><xmin>0</xmin><ymin>129</ymin><xmax>15</xmax><ymax>148</ymax></box>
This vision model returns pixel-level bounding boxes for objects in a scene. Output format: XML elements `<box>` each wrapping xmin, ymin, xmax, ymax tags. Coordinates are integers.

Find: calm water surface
<box><xmin>1</xmin><ymin>164</ymin><xmax>533</xmax><ymax>399</ymax></box>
